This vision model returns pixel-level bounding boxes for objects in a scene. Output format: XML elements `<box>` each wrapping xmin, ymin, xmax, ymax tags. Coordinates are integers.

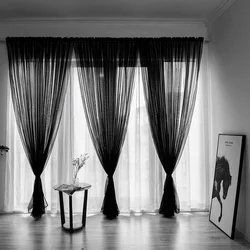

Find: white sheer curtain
<box><xmin>4</xmin><ymin>45</ymin><xmax>209</xmax><ymax>214</ymax></box>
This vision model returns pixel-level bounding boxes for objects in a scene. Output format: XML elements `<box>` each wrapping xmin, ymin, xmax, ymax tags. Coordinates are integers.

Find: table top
<box><xmin>53</xmin><ymin>183</ymin><xmax>91</xmax><ymax>195</ymax></box>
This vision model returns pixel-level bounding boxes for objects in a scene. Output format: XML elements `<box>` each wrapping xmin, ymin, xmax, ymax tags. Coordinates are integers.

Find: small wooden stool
<box><xmin>53</xmin><ymin>183</ymin><xmax>91</xmax><ymax>232</ymax></box>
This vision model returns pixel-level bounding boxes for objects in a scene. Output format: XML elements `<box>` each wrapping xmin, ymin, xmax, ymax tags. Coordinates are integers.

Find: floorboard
<box><xmin>0</xmin><ymin>212</ymin><xmax>250</xmax><ymax>250</ymax></box>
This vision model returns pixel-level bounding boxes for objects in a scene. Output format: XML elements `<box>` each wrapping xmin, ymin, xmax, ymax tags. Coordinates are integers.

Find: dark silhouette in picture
<box><xmin>212</xmin><ymin>156</ymin><xmax>232</xmax><ymax>222</ymax></box>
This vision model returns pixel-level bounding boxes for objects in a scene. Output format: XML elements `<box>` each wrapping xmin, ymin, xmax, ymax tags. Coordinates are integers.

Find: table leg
<box><xmin>59</xmin><ymin>191</ymin><xmax>65</xmax><ymax>227</ymax></box>
<box><xmin>82</xmin><ymin>189</ymin><xmax>88</xmax><ymax>227</ymax></box>
<box><xmin>69</xmin><ymin>195</ymin><xmax>73</xmax><ymax>232</ymax></box>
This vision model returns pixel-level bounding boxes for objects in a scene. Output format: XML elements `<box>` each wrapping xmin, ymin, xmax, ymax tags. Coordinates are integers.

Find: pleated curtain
<box><xmin>139</xmin><ymin>38</ymin><xmax>204</xmax><ymax>217</ymax></box>
<box><xmin>5</xmin><ymin>37</ymin><xmax>204</xmax><ymax>219</ymax></box>
<box><xmin>74</xmin><ymin>38</ymin><xmax>138</xmax><ymax>218</ymax></box>
<box><xmin>6</xmin><ymin>37</ymin><xmax>73</xmax><ymax>218</ymax></box>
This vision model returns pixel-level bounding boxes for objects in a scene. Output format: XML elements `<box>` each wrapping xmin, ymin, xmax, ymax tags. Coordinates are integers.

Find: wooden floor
<box><xmin>0</xmin><ymin>212</ymin><xmax>250</xmax><ymax>250</ymax></box>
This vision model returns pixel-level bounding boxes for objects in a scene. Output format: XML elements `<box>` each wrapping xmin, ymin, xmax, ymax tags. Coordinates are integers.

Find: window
<box><xmin>5</xmin><ymin>47</ymin><xmax>210</xmax><ymax>214</ymax></box>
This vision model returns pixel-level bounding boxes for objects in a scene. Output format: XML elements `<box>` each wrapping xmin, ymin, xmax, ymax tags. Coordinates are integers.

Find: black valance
<box><xmin>6</xmin><ymin>37</ymin><xmax>204</xmax><ymax>64</ymax></box>
<box><xmin>138</xmin><ymin>37</ymin><xmax>204</xmax><ymax>65</ymax></box>
<box><xmin>73</xmin><ymin>38</ymin><xmax>138</xmax><ymax>67</ymax></box>
<box><xmin>6</xmin><ymin>37</ymin><xmax>72</xmax><ymax>61</ymax></box>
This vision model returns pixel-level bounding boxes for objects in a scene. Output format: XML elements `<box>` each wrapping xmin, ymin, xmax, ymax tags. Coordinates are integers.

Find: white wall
<box><xmin>0</xmin><ymin>20</ymin><xmax>208</xmax><ymax>212</ymax></box>
<box><xmin>209</xmin><ymin>0</ymin><xmax>250</xmax><ymax>240</ymax></box>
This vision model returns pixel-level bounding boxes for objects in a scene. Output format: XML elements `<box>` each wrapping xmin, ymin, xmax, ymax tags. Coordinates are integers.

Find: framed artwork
<box><xmin>209</xmin><ymin>134</ymin><xmax>245</xmax><ymax>239</ymax></box>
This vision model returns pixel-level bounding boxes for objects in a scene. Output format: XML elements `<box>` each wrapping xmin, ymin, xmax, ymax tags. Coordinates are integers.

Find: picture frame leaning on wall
<box><xmin>209</xmin><ymin>134</ymin><xmax>246</xmax><ymax>239</ymax></box>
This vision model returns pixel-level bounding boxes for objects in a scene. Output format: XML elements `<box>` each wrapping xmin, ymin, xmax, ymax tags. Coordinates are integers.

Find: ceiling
<box><xmin>0</xmin><ymin>0</ymin><xmax>235</xmax><ymax>23</ymax></box>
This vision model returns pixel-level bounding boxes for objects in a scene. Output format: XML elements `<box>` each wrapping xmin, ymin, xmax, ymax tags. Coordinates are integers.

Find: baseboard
<box><xmin>234</xmin><ymin>229</ymin><xmax>244</xmax><ymax>238</ymax></box>
<box><xmin>244</xmin><ymin>233</ymin><xmax>250</xmax><ymax>243</ymax></box>
<box><xmin>235</xmin><ymin>229</ymin><xmax>250</xmax><ymax>243</ymax></box>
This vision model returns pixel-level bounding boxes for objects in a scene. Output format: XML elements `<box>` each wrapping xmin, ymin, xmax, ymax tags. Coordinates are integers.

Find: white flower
<box><xmin>72</xmin><ymin>153</ymin><xmax>89</xmax><ymax>179</ymax></box>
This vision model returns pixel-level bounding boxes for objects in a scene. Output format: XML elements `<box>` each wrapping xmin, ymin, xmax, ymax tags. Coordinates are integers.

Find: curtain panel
<box><xmin>4</xmin><ymin>46</ymin><xmax>210</xmax><ymax>215</ymax></box>
<box><xmin>74</xmin><ymin>38</ymin><xmax>138</xmax><ymax>218</ymax></box>
<box><xmin>138</xmin><ymin>37</ymin><xmax>203</xmax><ymax>217</ymax></box>
<box><xmin>5</xmin><ymin>37</ymin><xmax>205</xmax><ymax>219</ymax></box>
<box><xmin>6</xmin><ymin>37</ymin><xmax>73</xmax><ymax>218</ymax></box>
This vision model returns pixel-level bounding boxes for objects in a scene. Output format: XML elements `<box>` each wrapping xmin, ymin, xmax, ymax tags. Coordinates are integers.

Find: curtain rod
<box><xmin>0</xmin><ymin>38</ymin><xmax>210</xmax><ymax>44</ymax></box>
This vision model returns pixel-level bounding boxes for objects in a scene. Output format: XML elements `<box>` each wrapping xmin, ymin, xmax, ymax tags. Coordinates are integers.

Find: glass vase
<box><xmin>72</xmin><ymin>176</ymin><xmax>79</xmax><ymax>186</ymax></box>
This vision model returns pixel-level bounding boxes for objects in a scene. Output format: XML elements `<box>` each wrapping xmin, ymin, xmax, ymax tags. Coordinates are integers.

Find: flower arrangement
<box><xmin>72</xmin><ymin>153</ymin><xmax>89</xmax><ymax>183</ymax></box>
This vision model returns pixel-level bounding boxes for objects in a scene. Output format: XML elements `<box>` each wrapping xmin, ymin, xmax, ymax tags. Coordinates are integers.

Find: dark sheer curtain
<box><xmin>139</xmin><ymin>38</ymin><xmax>203</xmax><ymax>217</ymax></box>
<box><xmin>74</xmin><ymin>38</ymin><xmax>137</xmax><ymax>218</ymax></box>
<box><xmin>6</xmin><ymin>37</ymin><xmax>73</xmax><ymax>219</ymax></box>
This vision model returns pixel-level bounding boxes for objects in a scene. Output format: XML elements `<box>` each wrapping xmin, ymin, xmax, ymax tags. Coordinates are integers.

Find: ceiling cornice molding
<box><xmin>0</xmin><ymin>17</ymin><xmax>207</xmax><ymax>26</ymax></box>
<box><xmin>207</xmin><ymin>0</ymin><xmax>236</xmax><ymax>24</ymax></box>
<box><xmin>0</xmin><ymin>17</ymin><xmax>209</xmax><ymax>41</ymax></box>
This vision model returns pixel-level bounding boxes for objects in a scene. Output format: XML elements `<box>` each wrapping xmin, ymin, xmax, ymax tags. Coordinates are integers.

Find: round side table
<box><xmin>53</xmin><ymin>183</ymin><xmax>91</xmax><ymax>232</ymax></box>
